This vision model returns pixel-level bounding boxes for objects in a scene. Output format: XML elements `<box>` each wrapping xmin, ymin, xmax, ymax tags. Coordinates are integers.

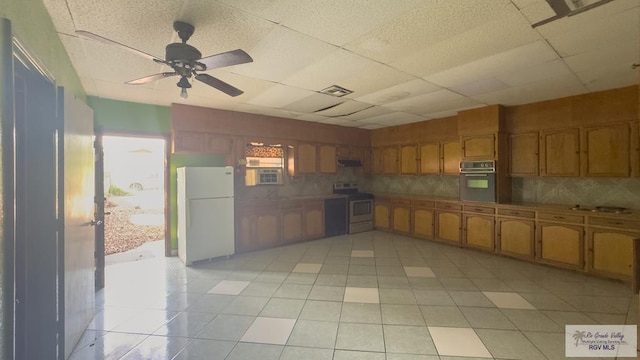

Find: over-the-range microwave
<box><xmin>245</xmin><ymin>168</ymin><xmax>283</xmax><ymax>186</ymax></box>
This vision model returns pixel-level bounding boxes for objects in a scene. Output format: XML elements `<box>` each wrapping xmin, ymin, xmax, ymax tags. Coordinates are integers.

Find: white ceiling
<box><xmin>43</xmin><ymin>0</ymin><xmax>639</xmax><ymax>129</ymax></box>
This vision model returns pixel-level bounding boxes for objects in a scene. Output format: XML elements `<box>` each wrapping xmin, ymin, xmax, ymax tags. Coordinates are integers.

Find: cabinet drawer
<box><xmin>538</xmin><ymin>212</ymin><xmax>584</xmax><ymax>224</ymax></box>
<box><xmin>391</xmin><ymin>198</ymin><xmax>411</xmax><ymax>206</ymax></box>
<box><xmin>412</xmin><ymin>200</ymin><xmax>435</xmax><ymax>208</ymax></box>
<box><xmin>589</xmin><ymin>217</ymin><xmax>640</xmax><ymax>231</ymax></box>
<box><xmin>497</xmin><ymin>208</ymin><xmax>535</xmax><ymax>218</ymax></box>
<box><xmin>436</xmin><ymin>202</ymin><xmax>462</xmax><ymax>211</ymax></box>
<box><xmin>464</xmin><ymin>205</ymin><xmax>495</xmax><ymax>215</ymax></box>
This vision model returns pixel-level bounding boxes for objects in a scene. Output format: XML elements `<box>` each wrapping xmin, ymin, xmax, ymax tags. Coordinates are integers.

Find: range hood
<box><xmin>337</xmin><ymin>159</ymin><xmax>363</xmax><ymax>167</ymax></box>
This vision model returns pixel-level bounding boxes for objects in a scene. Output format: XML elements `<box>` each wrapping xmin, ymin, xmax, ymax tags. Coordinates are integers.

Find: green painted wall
<box><xmin>89</xmin><ymin>97</ymin><xmax>171</xmax><ymax>135</ymax></box>
<box><xmin>0</xmin><ymin>0</ymin><xmax>86</xmax><ymax>100</ymax></box>
<box><xmin>169</xmin><ymin>154</ymin><xmax>225</xmax><ymax>250</ymax></box>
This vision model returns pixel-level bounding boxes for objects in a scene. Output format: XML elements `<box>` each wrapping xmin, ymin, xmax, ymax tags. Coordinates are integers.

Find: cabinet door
<box><xmin>509</xmin><ymin>132</ymin><xmax>539</xmax><ymax>176</ymax></box>
<box><xmin>303</xmin><ymin>201</ymin><xmax>324</xmax><ymax>240</ymax></box>
<box><xmin>374</xmin><ymin>202</ymin><xmax>390</xmax><ymax>230</ymax></box>
<box><xmin>412</xmin><ymin>208</ymin><xmax>434</xmax><ymax>239</ymax></box>
<box><xmin>435</xmin><ymin>211</ymin><xmax>461</xmax><ymax>244</ymax></box>
<box><xmin>296</xmin><ymin>143</ymin><xmax>317</xmax><ymax>174</ymax></box>
<box><xmin>359</xmin><ymin>147</ymin><xmax>372</xmax><ymax>175</ymax></box>
<box><xmin>282</xmin><ymin>208</ymin><xmax>303</xmax><ymax>244</ymax></box>
<box><xmin>255</xmin><ymin>209</ymin><xmax>281</xmax><ymax>249</ymax></box>
<box><xmin>497</xmin><ymin>218</ymin><xmax>534</xmax><ymax>260</ymax></box>
<box><xmin>583</xmin><ymin>123</ymin><xmax>630</xmax><ymax>177</ymax></box>
<box><xmin>382</xmin><ymin>146</ymin><xmax>399</xmax><ymax>174</ymax></box>
<box><xmin>318</xmin><ymin>144</ymin><xmax>337</xmax><ymax>174</ymax></box>
<box><xmin>540</xmin><ymin>128</ymin><xmax>579</xmax><ymax>176</ymax></box>
<box><xmin>462</xmin><ymin>134</ymin><xmax>495</xmax><ymax>159</ymax></box>
<box><xmin>442</xmin><ymin>141</ymin><xmax>462</xmax><ymax>175</ymax></box>
<box><xmin>588</xmin><ymin>228</ymin><xmax>635</xmax><ymax>279</ymax></box>
<box><xmin>392</xmin><ymin>205</ymin><xmax>411</xmax><ymax>234</ymax></box>
<box><xmin>235</xmin><ymin>208</ymin><xmax>255</xmax><ymax>253</ymax></box>
<box><xmin>205</xmin><ymin>134</ymin><xmax>233</xmax><ymax>154</ymax></box>
<box><xmin>537</xmin><ymin>222</ymin><xmax>583</xmax><ymax>269</ymax></box>
<box><xmin>464</xmin><ymin>215</ymin><xmax>494</xmax><ymax>252</ymax></box>
<box><xmin>173</xmin><ymin>131</ymin><xmax>205</xmax><ymax>153</ymax></box>
<box><xmin>400</xmin><ymin>145</ymin><xmax>418</xmax><ymax>174</ymax></box>
<box><xmin>371</xmin><ymin>147</ymin><xmax>383</xmax><ymax>174</ymax></box>
<box><xmin>419</xmin><ymin>143</ymin><xmax>440</xmax><ymax>174</ymax></box>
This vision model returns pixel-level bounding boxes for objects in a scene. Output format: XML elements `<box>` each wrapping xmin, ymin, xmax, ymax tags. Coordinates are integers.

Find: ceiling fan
<box><xmin>76</xmin><ymin>21</ymin><xmax>253</xmax><ymax>98</ymax></box>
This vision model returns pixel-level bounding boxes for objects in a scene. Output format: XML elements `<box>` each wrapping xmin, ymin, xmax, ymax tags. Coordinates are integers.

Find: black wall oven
<box><xmin>459</xmin><ymin>160</ymin><xmax>496</xmax><ymax>203</ymax></box>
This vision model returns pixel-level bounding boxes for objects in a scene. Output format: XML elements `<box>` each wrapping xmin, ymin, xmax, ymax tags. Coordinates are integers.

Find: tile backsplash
<box><xmin>372</xmin><ymin>175</ymin><xmax>459</xmax><ymax>198</ymax></box>
<box><xmin>512</xmin><ymin>177</ymin><xmax>640</xmax><ymax>209</ymax></box>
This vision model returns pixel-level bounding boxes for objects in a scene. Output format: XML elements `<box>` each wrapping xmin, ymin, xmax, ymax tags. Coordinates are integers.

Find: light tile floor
<box><xmin>72</xmin><ymin>231</ymin><xmax>638</xmax><ymax>359</ymax></box>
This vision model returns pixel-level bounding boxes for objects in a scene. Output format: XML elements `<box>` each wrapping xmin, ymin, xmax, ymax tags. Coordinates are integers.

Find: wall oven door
<box><xmin>459</xmin><ymin>173</ymin><xmax>496</xmax><ymax>202</ymax></box>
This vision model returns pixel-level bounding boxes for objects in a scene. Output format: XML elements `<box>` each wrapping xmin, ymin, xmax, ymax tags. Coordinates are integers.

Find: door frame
<box><xmin>95</xmin><ymin>131</ymin><xmax>172</xmax><ymax>276</ymax></box>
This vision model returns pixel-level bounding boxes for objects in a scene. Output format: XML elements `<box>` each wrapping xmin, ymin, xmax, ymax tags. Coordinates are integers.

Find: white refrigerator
<box><xmin>177</xmin><ymin>166</ymin><xmax>235</xmax><ymax>265</ymax></box>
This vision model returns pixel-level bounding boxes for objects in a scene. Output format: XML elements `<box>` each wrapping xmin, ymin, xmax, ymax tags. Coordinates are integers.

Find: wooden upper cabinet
<box><xmin>173</xmin><ymin>131</ymin><xmax>205</xmax><ymax>153</ymax></box>
<box><xmin>509</xmin><ymin>132</ymin><xmax>539</xmax><ymax>176</ymax></box>
<box><xmin>461</xmin><ymin>134</ymin><xmax>495</xmax><ymax>159</ymax></box>
<box><xmin>359</xmin><ymin>147</ymin><xmax>372</xmax><ymax>175</ymax></box>
<box><xmin>400</xmin><ymin>145</ymin><xmax>418</xmax><ymax>174</ymax></box>
<box><xmin>582</xmin><ymin>123</ymin><xmax>630</xmax><ymax>177</ymax></box>
<box><xmin>205</xmin><ymin>134</ymin><xmax>233</xmax><ymax>154</ymax></box>
<box><xmin>296</xmin><ymin>143</ymin><xmax>317</xmax><ymax>174</ymax></box>
<box><xmin>382</xmin><ymin>146</ymin><xmax>399</xmax><ymax>174</ymax></box>
<box><xmin>419</xmin><ymin>142</ymin><xmax>440</xmax><ymax>174</ymax></box>
<box><xmin>371</xmin><ymin>147</ymin><xmax>383</xmax><ymax>174</ymax></box>
<box><xmin>318</xmin><ymin>144</ymin><xmax>337</xmax><ymax>174</ymax></box>
<box><xmin>540</xmin><ymin>128</ymin><xmax>580</xmax><ymax>177</ymax></box>
<box><xmin>442</xmin><ymin>140</ymin><xmax>462</xmax><ymax>175</ymax></box>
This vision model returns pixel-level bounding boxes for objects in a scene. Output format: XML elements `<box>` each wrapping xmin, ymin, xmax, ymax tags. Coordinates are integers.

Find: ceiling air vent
<box><xmin>320</xmin><ymin>85</ymin><xmax>353</xmax><ymax>97</ymax></box>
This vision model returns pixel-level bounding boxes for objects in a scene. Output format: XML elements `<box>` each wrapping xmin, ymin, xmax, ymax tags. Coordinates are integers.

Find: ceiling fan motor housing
<box><xmin>165</xmin><ymin>43</ymin><xmax>202</xmax><ymax>62</ymax></box>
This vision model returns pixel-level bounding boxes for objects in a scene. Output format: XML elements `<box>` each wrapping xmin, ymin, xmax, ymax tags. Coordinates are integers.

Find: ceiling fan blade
<box><xmin>195</xmin><ymin>73</ymin><xmax>244</xmax><ymax>97</ymax></box>
<box><xmin>126</xmin><ymin>72</ymin><xmax>177</xmax><ymax>85</ymax></box>
<box><xmin>198</xmin><ymin>49</ymin><xmax>253</xmax><ymax>70</ymax></box>
<box><xmin>76</xmin><ymin>30</ymin><xmax>166</xmax><ymax>64</ymax></box>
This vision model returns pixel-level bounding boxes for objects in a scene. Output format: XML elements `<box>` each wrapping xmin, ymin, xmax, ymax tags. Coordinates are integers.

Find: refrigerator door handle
<box><xmin>187</xmin><ymin>199</ymin><xmax>191</xmax><ymax>228</ymax></box>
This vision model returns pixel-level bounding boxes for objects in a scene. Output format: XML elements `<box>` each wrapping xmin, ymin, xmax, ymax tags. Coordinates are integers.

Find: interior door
<box><xmin>94</xmin><ymin>130</ymin><xmax>105</xmax><ymax>290</ymax></box>
<box><xmin>61</xmin><ymin>89</ymin><xmax>96</xmax><ymax>358</ymax></box>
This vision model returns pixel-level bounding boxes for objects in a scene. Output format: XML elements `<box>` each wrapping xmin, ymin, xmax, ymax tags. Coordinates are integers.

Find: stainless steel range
<box><xmin>333</xmin><ymin>183</ymin><xmax>374</xmax><ymax>234</ymax></box>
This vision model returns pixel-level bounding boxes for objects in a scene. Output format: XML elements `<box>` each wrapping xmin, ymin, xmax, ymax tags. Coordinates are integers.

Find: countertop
<box><xmin>235</xmin><ymin>194</ymin><xmax>348</xmax><ymax>207</ymax></box>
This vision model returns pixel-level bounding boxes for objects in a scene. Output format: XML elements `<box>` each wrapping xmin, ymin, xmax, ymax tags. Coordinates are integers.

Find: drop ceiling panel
<box><xmin>281</xmin><ymin>49</ymin><xmax>375</xmax><ymax>92</ymax></box>
<box><xmin>358</xmin><ymin>111</ymin><xmax>425</xmax><ymax>126</ymax></box>
<box><xmin>472</xmin><ymin>74</ymin><xmax>587</xmax><ymax>106</ymax></box>
<box><xmin>563</xmin><ymin>44</ymin><xmax>639</xmax><ymax>91</ymax></box>
<box><xmin>339</xmin><ymin>105</ymin><xmax>393</xmax><ymax>121</ymax></box>
<box><xmin>337</xmin><ymin>62</ymin><xmax>415</xmax><ymax>98</ymax></box>
<box><xmin>215</xmin><ymin>0</ymin><xmax>299</xmax><ymax>24</ymax></box>
<box><xmin>355</xmin><ymin>79</ymin><xmax>442</xmax><ymax>105</ymax></box>
<box><xmin>247</xmin><ymin>84</ymin><xmax>316</xmax><ymax>108</ymax></box>
<box><xmin>393</xmin><ymin>6</ymin><xmax>542</xmax><ymax>77</ymax></box>
<box><xmin>383</xmin><ymin>89</ymin><xmax>482</xmax><ymax>115</ymax></box>
<box><xmin>279</xmin><ymin>0</ymin><xmax>423</xmax><ymax>46</ymax></box>
<box><xmin>230</xmin><ymin>26</ymin><xmax>337</xmax><ymax>82</ymax></box>
<box><xmin>516</xmin><ymin>0</ymin><xmax>556</xmax><ymax>24</ymax></box>
<box><xmin>344</xmin><ymin>0</ymin><xmax>514</xmax><ymax>65</ymax></box>
<box><xmin>281</xmin><ymin>93</ymin><xmax>344</xmax><ymax>113</ymax></box>
<box><xmin>497</xmin><ymin>59</ymin><xmax>574</xmax><ymax>87</ymax></box>
<box><xmin>313</xmin><ymin>101</ymin><xmax>373</xmax><ymax>117</ymax></box>
<box><xmin>545</xmin><ymin>7</ymin><xmax>639</xmax><ymax>57</ymax></box>
<box><xmin>424</xmin><ymin>40</ymin><xmax>558</xmax><ymax>87</ymax></box>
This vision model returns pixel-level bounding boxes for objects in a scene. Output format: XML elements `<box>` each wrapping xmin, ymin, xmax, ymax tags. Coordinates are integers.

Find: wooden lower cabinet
<box><xmin>435</xmin><ymin>211</ymin><xmax>462</xmax><ymax>245</ymax></box>
<box><xmin>412</xmin><ymin>203</ymin><xmax>434</xmax><ymax>240</ymax></box>
<box><xmin>392</xmin><ymin>199</ymin><xmax>411</xmax><ymax>234</ymax></box>
<box><xmin>375</xmin><ymin>199</ymin><xmax>391</xmax><ymax>230</ymax></box>
<box><xmin>303</xmin><ymin>200</ymin><xmax>324</xmax><ymax>240</ymax></box>
<box><xmin>281</xmin><ymin>207</ymin><xmax>304</xmax><ymax>244</ymax></box>
<box><xmin>496</xmin><ymin>217</ymin><xmax>534</xmax><ymax>260</ymax></box>
<box><xmin>464</xmin><ymin>214</ymin><xmax>494</xmax><ymax>252</ymax></box>
<box><xmin>237</xmin><ymin>207</ymin><xmax>281</xmax><ymax>252</ymax></box>
<box><xmin>587</xmin><ymin>227</ymin><xmax>636</xmax><ymax>279</ymax></box>
<box><xmin>536</xmin><ymin>222</ymin><xmax>583</xmax><ymax>270</ymax></box>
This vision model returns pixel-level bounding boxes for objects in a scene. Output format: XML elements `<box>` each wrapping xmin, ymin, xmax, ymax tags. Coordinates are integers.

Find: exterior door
<box><xmin>94</xmin><ymin>131</ymin><xmax>105</xmax><ymax>290</ymax></box>
<box><xmin>61</xmin><ymin>90</ymin><xmax>96</xmax><ymax>358</ymax></box>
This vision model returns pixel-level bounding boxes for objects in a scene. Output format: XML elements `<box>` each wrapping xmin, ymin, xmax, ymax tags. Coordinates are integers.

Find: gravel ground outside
<box><xmin>105</xmin><ymin>193</ymin><xmax>164</xmax><ymax>255</ymax></box>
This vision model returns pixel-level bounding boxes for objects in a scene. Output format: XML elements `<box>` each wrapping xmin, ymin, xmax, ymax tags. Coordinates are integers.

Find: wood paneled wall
<box><xmin>172</xmin><ymin>103</ymin><xmax>370</xmax><ymax>146</ymax></box>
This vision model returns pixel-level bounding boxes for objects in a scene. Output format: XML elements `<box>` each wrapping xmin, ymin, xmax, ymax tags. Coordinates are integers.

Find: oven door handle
<box><xmin>462</xmin><ymin>173</ymin><xmax>490</xmax><ymax>177</ymax></box>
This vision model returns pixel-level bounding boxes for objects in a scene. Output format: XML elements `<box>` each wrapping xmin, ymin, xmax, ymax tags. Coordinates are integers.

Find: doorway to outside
<box><xmin>102</xmin><ymin>135</ymin><xmax>166</xmax><ymax>265</ymax></box>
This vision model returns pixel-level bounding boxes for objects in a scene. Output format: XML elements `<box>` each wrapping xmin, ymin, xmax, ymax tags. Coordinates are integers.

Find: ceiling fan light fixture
<box><xmin>180</xmin><ymin>87</ymin><xmax>188</xmax><ymax>99</ymax></box>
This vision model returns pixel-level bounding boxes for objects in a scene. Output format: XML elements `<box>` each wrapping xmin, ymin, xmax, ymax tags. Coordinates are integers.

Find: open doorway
<box><xmin>102</xmin><ymin>135</ymin><xmax>167</xmax><ymax>265</ymax></box>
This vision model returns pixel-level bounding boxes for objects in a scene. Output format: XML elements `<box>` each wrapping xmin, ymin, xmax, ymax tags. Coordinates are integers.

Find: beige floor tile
<box><xmin>240</xmin><ymin>317</ymin><xmax>296</xmax><ymax>345</ymax></box>
<box><xmin>427</xmin><ymin>327</ymin><xmax>491</xmax><ymax>358</ymax></box>
<box><xmin>482</xmin><ymin>291</ymin><xmax>536</xmax><ymax>309</ymax></box>
<box><xmin>343</xmin><ymin>287</ymin><xmax>380</xmax><ymax>304</ymax></box>
<box><xmin>207</xmin><ymin>280</ymin><xmax>250</xmax><ymax>295</ymax></box>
